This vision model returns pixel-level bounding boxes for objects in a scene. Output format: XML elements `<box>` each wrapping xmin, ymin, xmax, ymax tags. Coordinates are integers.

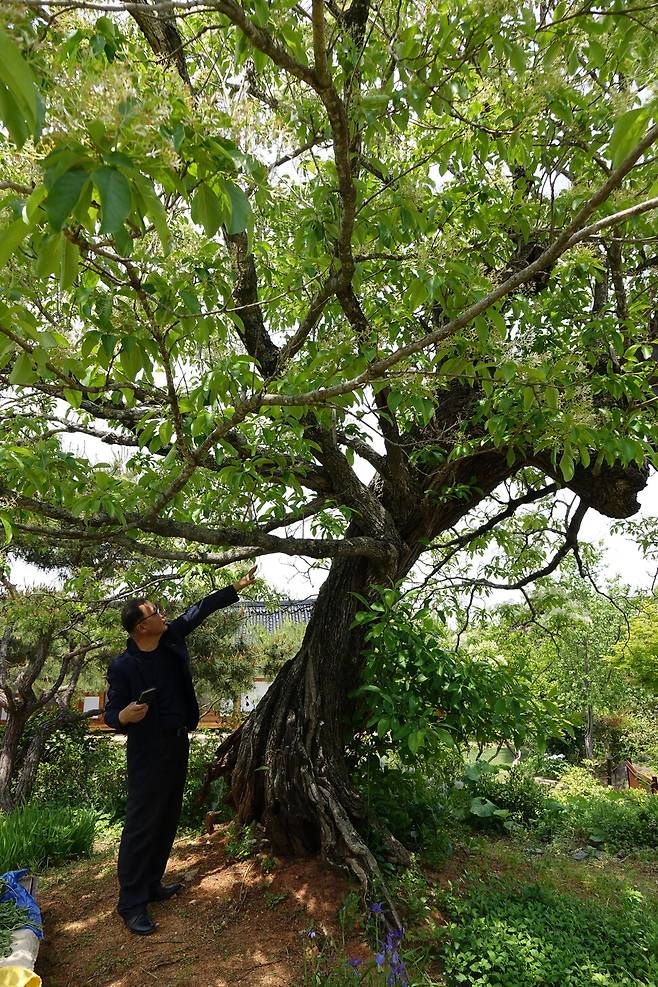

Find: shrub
<box><xmin>0</xmin><ymin>804</ymin><xmax>97</xmax><ymax>872</ymax></box>
<box><xmin>353</xmin><ymin>756</ymin><xmax>458</xmax><ymax>868</ymax></box>
<box><xmin>436</xmin><ymin>881</ymin><xmax>658</xmax><ymax>986</ymax></box>
<box><xmin>32</xmin><ymin>729</ymin><xmax>127</xmax><ymax>820</ymax></box>
<box><xmin>525</xmin><ymin>752</ymin><xmax>569</xmax><ymax>780</ymax></box>
<box><xmin>553</xmin><ymin>763</ymin><xmax>602</xmax><ymax>797</ymax></box>
<box><xmin>537</xmin><ymin>786</ymin><xmax>658</xmax><ymax>851</ymax></box>
<box><xmin>180</xmin><ymin>734</ymin><xmax>233</xmax><ymax>830</ymax></box>
<box><xmin>31</xmin><ymin>729</ymin><xmax>233</xmax><ymax>830</ymax></box>
<box><xmin>466</xmin><ymin>765</ymin><xmax>549</xmax><ymax>828</ymax></box>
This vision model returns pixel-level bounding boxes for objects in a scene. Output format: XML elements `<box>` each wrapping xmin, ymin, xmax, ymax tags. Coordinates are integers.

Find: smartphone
<box><xmin>137</xmin><ymin>688</ymin><xmax>157</xmax><ymax>705</ymax></box>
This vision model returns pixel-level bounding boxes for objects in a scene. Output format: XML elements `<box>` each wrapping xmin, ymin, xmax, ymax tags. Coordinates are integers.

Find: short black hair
<box><xmin>120</xmin><ymin>598</ymin><xmax>149</xmax><ymax>634</ymax></box>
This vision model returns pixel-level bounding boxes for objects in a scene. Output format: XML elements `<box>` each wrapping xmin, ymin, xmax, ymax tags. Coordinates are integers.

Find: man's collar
<box><xmin>126</xmin><ymin>632</ymin><xmax>168</xmax><ymax>656</ymax></box>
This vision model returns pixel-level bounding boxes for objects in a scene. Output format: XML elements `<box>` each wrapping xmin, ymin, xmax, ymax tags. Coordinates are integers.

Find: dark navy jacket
<box><xmin>104</xmin><ymin>587</ymin><xmax>239</xmax><ymax>740</ymax></box>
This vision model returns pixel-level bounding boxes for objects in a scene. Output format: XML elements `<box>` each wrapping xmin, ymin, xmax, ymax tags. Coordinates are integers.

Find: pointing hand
<box><xmin>233</xmin><ymin>565</ymin><xmax>258</xmax><ymax>592</ymax></box>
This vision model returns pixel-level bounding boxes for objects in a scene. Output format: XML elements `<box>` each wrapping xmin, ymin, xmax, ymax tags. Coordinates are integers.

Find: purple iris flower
<box><xmin>369</xmin><ymin>902</ymin><xmax>384</xmax><ymax>914</ymax></box>
<box><xmin>375</xmin><ymin>951</ymin><xmax>386</xmax><ymax>967</ymax></box>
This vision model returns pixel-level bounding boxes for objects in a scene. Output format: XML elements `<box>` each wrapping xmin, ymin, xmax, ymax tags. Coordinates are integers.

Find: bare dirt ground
<box><xmin>35</xmin><ymin>825</ymin><xmax>364</xmax><ymax>987</ymax></box>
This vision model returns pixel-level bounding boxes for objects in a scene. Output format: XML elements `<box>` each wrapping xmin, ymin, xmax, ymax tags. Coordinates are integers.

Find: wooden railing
<box><xmin>625</xmin><ymin>759</ymin><xmax>658</xmax><ymax>795</ymax></box>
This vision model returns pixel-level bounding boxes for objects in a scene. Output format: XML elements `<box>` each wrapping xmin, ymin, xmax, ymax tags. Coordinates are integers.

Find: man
<box><xmin>104</xmin><ymin>566</ymin><xmax>257</xmax><ymax>935</ymax></box>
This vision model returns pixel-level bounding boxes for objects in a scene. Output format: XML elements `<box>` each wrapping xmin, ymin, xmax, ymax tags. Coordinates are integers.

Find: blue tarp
<box><xmin>0</xmin><ymin>870</ymin><xmax>43</xmax><ymax>940</ymax></box>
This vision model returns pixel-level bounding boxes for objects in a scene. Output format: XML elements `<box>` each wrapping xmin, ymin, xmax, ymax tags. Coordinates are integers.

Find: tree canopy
<box><xmin>0</xmin><ymin>0</ymin><xmax>656</xmax><ymax>573</ymax></box>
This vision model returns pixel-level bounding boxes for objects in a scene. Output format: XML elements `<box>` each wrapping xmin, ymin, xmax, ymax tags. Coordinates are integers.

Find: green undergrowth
<box><xmin>430</xmin><ymin>839</ymin><xmax>658</xmax><ymax>986</ymax></box>
<box><xmin>435</xmin><ymin>878</ymin><xmax>658</xmax><ymax>986</ymax></box>
<box><xmin>306</xmin><ymin>838</ymin><xmax>658</xmax><ymax>986</ymax></box>
<box><xmin>0</xmin><ymin>803</ymin><xmax>97</xmax><ymax>872</ymax></box>
<box><xmin>468</xmin><ymin>835</ymin><xmax>658</xmax><ymax>905</ymax></box>
<box><xmin>465</xmin><ymin>763</ymin><xmax>658</xmax><ymax>853</ymax></box>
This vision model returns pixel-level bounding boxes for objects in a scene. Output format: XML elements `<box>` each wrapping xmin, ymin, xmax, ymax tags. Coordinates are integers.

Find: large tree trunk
<box><xmin>208</xmin><ymin>553</ymin><xmax>410</xmax><ymax>908</ymax></box>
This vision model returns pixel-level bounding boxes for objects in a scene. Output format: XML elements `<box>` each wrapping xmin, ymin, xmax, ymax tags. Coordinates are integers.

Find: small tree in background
<box><xmin>250</xmin><ymin>620</ymin><xmax>306</xmax><ymax>682</ymax></box>
<box><xmin>460</xmin><ymin>563</ymin><xmax>649</xmax><ymax>763</ymax></box>
<box><xmin>606</xmin><ymin>599</ymin><xmax>658</xmax><ymax>696</ymax></box>
<box><xmin>0</xmin><ymin>577</ymin><xmax>122</xmax><ymax>810</ymax></box>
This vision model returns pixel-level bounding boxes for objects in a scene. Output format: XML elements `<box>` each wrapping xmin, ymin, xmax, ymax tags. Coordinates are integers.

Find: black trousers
<box><xmin>117</xmin><ymin>731</ymin><xmax>189</xmax><ymax>916</ymax></box>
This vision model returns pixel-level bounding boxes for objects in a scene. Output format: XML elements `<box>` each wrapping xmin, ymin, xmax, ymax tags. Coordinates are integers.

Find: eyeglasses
<box><xmin>139</xmin><ymin>604</ymin><xmax>164</xmax><ymax>624</ymax></box>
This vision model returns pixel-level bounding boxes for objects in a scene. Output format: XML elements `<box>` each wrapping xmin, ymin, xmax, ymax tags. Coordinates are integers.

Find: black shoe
<box><xmin>149</xmin><ymin>882</ymin><xmax>184</xmax><ymax>903</ymax></box>
<box><xmin>123</xmin><ymin>912</ymin><xmax>156</xmax><ymax>935</ymax></box>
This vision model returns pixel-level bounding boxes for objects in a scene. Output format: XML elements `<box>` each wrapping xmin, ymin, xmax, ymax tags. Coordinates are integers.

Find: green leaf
<box><xmin>0</xmin><ymin>216</ymin><xmax>35</xmax><ymax>267</ymax></box>
<box><xmin>386</xmin><ymin>390</ymin><xmax>404</xmax><ymax>413</ymax></box>
<box><xmin>63</xmin><ymin>387</ymin><xmax>83</xmax><ymax>408</ymax></box>
<box><xmin>0</xmin><ymin>27</ymin><xmax>40</xmax><ymax>146</ymax></box>
<box><xmin>60</xmin><ymin>238</ymin><xmax>80</xmax><ymax>290</ymax></box>
<box><xmin>607</xmin><ymin>107</ymin><xmax>650</xmax><ymax>169</ymax></box>
<box><xmin>191</xmin><ymin>182</ymin><xmax>224</xmax><ymax>237</ymax></box>
<box><xmin>133</xmin><ymin>173</ymin><xmax>170</xmax><ymax>253</ymax></box>
<box><xmin>9</xmin><ymin>351</ymin><xmax>36</xmax><ymax>386</ymax></box>
<box><xmin>412</xmin><ymin>395</ymin><xmax>434</xmax><ymax>426</ymax></box>
<box><xmin>470</xmin><ymin>797</ymin><xmax>497</xmax><ymax>817</ymax></box>
<box><xmin>222</xmin><ymin>179</ymin><xmax>251</xmax><ymax>235</ymax></box>
<box><xmin>35</xmin><ymin>232</ymin><xmax>64</xmax><ymax>278</ymax></box>
<box><xmin>0</xmin><ymin>84</ymin><xmax>30</xmax><ymax>148</ymax></box>
<box><xmin>0</xmin><ymin>513</ymin><xmax>12</xmax><ymax>545</ymax></box>
<box><xmin>559</xmin><ymin>448</ymin><xmax>574</xmax><ymax>482</ymax></box>
<box><xmin>93</xmin><ymin>166</ymin><xmax>132</xmax><ymax>234</ymax></box>
<box><xmin>45</xmin><ymin>169</ymin><xmax>90</xmax><ymax>231</ymax></box>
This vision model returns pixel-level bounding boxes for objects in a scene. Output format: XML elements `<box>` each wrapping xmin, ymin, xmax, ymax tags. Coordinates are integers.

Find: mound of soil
<box><xmin>36</xmin><ymin>825</ymin><xmax>362</xmax><ymax>987</ymax></box>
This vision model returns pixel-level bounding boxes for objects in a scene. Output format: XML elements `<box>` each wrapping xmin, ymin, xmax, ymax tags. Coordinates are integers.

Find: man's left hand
<box><xmin>233</xmin><ymin>565</ymin><xmax>258</xmax><ymax>592</ymax></box>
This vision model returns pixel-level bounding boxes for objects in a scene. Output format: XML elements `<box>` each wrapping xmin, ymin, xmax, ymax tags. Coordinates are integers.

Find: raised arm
<box><xmin>167</xmin><ymin>566</ymin><xmax>258</xmax><ymax>638</ymax></box>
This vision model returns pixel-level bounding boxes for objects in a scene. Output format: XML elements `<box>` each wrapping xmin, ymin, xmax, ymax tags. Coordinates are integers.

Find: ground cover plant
<box><xmin>435</xmin><ymin>880</ymin><xmax>658</xmax><ymax>987</ymax></box>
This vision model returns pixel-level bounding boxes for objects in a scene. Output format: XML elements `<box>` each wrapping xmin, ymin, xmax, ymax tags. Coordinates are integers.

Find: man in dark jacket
<box><xmin>104</xmin><ymin>566</ymin><xmax>257</xmax><ymax>935</ymax></box>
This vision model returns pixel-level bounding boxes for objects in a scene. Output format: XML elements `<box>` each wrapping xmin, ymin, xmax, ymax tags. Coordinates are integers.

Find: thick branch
<box><xmin>4</xmin><ymin>487</ymin><xmax>393</xmax><ymax>561</ymax></box>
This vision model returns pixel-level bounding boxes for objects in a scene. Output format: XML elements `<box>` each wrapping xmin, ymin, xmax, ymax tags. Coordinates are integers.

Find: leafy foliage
<box><xmin>0</xmin><ymin>802</ymin><xmax>97</xmax><ymax>872</ymax></box>
<box><xmin>31</xmin><ymin>726</ymin><xmax>127</xmax><ymax>821</ymax></box>
<box><xmin>352</xmin><ymin>588</ymin><xmax>567</xmax><ymax>761</ymax></box>
<box><xmin>0</xmin><ymin>0</ymin><xmax>656</xmax><ymax>570</ymax></box>
<box><xmin>436</xmin><ymin>881</ymin><xmax>658</xmax><ymax>987</ymax></box>
<box><xmin>607</xmin><ymin>600</ymin><xmax>658</xmax><ymax>695</ymax></box>
<box><xmin>536</xmin><ymin>771</ymin><xmax>658</xmax><ymax>852</ymax></box>
<box><xmin>30</xmin><ymin>726</ymin><xmax>232</xmax><ymax>831</ymax></box>
<box><xmin>354</xmin><ymin>756</ymin><xmax>460</xmax><ymax>868</ymax></box>
<box><xmin>464</xmin><ymin>763</ymin><xmax>549</xmax><ymax>829</ymax></box>
<box><xmin>180</xmin><ymin>736</ymin><xmax>233</xmax><ymax>830</ymax></box>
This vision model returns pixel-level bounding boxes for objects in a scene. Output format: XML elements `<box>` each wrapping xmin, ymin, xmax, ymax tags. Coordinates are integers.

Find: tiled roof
<box><xmin>232</xmin><ymin>597</ymin><xmax>316</xmax><ymax>635</ymax></box>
